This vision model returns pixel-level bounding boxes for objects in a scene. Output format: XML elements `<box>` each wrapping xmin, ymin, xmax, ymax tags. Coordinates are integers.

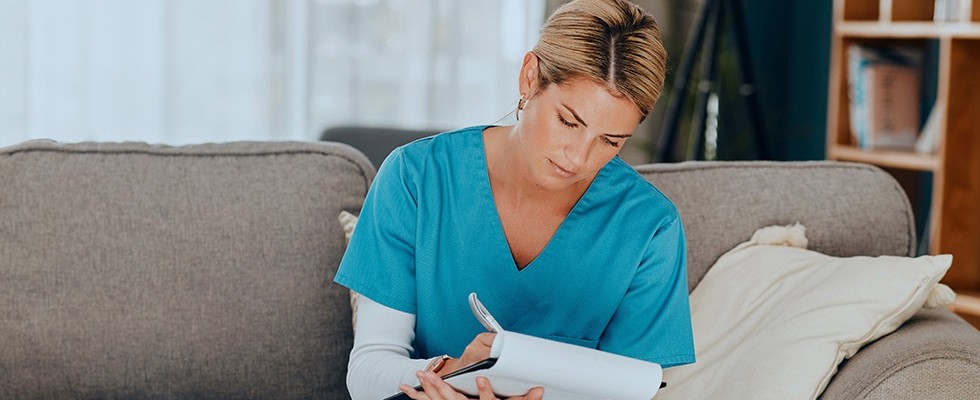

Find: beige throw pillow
<box><xmin>660</xmin><ymin>224</ymin><xmax>954</xmax><ymax>400</ymax></box>
<box><xmin>338</xmin><ymin>211</ymin><xmax>360</xmax><ymax>331</ymax></box>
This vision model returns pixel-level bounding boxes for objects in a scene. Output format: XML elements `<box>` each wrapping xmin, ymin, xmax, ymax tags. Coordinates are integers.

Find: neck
<box><xmin>484</xmin><ymin>125</ymin><xmax>587</xmax><ymax>211</ymax></box>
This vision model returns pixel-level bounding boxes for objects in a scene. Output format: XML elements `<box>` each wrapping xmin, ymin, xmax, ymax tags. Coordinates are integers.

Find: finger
<box><xmin>415</xmin><ymin>371</ymin><xmax>441</xmax><ymax>400</ymax></box>
<box><xmin>421</xmin><ymin>371</ymin><xmax>462</xmax><ymax>400</ymax></box>
<box><xmin>526</xmin><ymin>386</ymin><xmax>544</xmax><ymax>400</ymax></box>
<box><xmin>476</xmin><ymin>376</ymin><xmax>498</xmax><ymax>400</ymax></box>
<box><xmin>399</xmin><ymin>383</ymin><xmax>426</xmax><ymax>400</ymax></box>
<box><xmin>475</xmin><ymin>332</ymin><xmax>497</xmax><ymax>347</ymax></box>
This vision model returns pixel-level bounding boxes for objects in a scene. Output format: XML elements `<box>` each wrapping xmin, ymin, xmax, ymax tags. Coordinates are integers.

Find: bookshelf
<box><xmin>826</xmin><ymin>0</ymin><xmax>980</xmax><ymax>326</ymax></box>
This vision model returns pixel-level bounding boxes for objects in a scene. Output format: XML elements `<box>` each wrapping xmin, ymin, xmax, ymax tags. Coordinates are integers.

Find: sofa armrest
<box><xmin>819</xmin><ymin>308</ymin><xmax>980</xmax><ymax>400</ymax></box>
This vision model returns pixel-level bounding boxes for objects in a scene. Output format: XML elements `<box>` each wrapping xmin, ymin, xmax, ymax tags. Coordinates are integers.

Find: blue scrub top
<box><xmin>334</xmin><ymin>125</ymin><xmax>695</xmax><ymax>368</ymax></box>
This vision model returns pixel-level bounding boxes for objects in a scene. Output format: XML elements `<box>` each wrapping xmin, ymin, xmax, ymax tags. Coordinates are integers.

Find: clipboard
<box><xmin>379</xmin><ymin>293</ymin><xmax>667</xmax><ymax>399</ymax></box>
<box><xmin>382</xmin><ymin>356</ymin><xmax>664</xmax><ymax>400</ymax></box>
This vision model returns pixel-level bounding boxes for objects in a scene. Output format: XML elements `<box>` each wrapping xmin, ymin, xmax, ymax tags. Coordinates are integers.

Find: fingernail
<box><xmin>477</xmin><ymin>376</ymin><xmax>488</xmax><ymax>388</ymax></box>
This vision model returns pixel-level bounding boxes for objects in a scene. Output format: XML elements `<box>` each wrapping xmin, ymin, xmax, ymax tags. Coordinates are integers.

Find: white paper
<box><xmin>445</xmin><ymin>311</ymin><xmax>663</xmax><ymax>399</ymax></box>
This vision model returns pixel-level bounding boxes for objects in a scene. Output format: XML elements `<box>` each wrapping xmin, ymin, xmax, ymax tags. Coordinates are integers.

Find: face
<box><xmin>516</xmin><ymin>52</ymin><xmax>643</xmax><ymax>191</ymax></box>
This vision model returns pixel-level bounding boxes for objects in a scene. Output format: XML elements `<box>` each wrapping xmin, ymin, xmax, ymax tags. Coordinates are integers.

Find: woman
<box><xmin>334</xmin><ymin>0</ymin><xmax>695</xmax><ymax>398</ymax></box>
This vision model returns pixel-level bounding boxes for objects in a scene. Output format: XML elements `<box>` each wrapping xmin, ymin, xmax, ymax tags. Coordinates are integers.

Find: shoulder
<box><xmin>396</xmin><ymin>125</ymin><xmax>486</xmax><ymax>161</ymax></box>
<box><xmin>601</xmin><ymin>157</ymin><xmax>680</xmax><ymax>226</ymax></box>
<box><xmin>378</xmin><ymin>125</ymin><xmax>485</xmax><ymax>179</ymax></box>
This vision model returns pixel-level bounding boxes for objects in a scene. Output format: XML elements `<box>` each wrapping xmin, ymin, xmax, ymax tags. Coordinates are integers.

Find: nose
<box><xmin>563</xmin><ymin>133</ymin><xmax>592</xmax><ymax>169</ymax></box>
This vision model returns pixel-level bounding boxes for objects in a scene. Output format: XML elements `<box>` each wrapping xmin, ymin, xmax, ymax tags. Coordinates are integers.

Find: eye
<box><xmin>602</xmin><ymin>136</ymin><xmax>621</xmax><ymax>148</ymax></box>
<box><xmin>556</xmin><ymin>112</ymin><xmax>578</xmax><ymax>128</ymax></box>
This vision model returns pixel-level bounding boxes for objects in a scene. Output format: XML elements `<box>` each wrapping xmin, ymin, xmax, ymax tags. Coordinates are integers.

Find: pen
<box><xmin>468</xmin><ymin>292</ymin><xmax>504</xmax><ymax>333</ymax></box>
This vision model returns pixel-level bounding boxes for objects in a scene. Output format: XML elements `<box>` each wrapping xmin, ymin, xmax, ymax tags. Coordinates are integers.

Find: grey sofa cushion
<box><xmin>819</xmin><ymin>307</ymin><xmax>980</xmax><ymax>399</ymax></box>
<box><xmin>636</xmin><ymin>161</ymin><xmax>980</xmax><ymax>400</ymax></box>
<box><xmin>636</xmin><ymin>161</ymin><xmax>916</xmax><ymax>291</ymax></box>
<box><xmin>0</xmin><ymin>141</ymin><xmax>373</xmax><ymax>399</ymax></box>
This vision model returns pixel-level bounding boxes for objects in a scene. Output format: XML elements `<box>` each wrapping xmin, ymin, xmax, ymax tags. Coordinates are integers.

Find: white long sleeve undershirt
<box><xmin>346</xmin><ymin>295</ymin><xmax>436</xmax><ymax>400</ymax></box>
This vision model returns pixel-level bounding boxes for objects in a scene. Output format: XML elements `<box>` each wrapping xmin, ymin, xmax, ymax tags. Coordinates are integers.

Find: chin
<box><xmin>534</xmin><ymin>167</ymin><xmax>581</xmax><ymax>191</ymax></box>
<box><xmin>535</xmin><ymin>179</ymin><xmax>572</xmax><ymax>191</ymax></box>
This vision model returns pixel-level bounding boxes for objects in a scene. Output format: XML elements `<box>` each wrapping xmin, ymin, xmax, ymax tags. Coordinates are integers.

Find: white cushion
<box><xmin>338</xmin><ymin>211</ymin><xmax>360</xmax><ymax>331</ymax></box>
<box><xmin>339</xmin><ymin>210</ymin><xmax>358</xmax><ymax>243</ymax></box>
<box><xmin>661</xmin><ymin>224</ymin><xmax>953</xmax><ymax>400</ymax></box>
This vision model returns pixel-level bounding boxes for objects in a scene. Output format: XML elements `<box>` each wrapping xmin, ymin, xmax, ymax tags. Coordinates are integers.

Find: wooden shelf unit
<box><xmin>837</xmin><ymin>22</ymin><xmax>980</xmax><ymax>38</ymax></box>
<box><xmin>827</xmin><ymin>0</ymin><xmax>980</xmax><ymax>325</ymax></box>
<box><xmin>828</xmin><ymin>145</ymin><xmax>940</xmax><ymax>171</ymax></box>
<box><xmin>951</xmin><ymin>291</ymin><xmax>980</xmax><ymax>327</ymax></box>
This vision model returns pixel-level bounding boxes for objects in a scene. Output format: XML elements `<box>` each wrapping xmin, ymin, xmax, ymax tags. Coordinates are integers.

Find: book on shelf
<box><xmin>384</xmin><ymin>293</ymin><xmax>665</xmax><ymax>400</ymax></box>
<box><xmin>847</xmin><ymin>44</ymin><xmax>924</xmax><ymax>151</ymax></box>
<box><xmin>915</xmin><ymin>102</ymin><xmax>942</xmax><ymax>154</ymax></box>
<box><xmin>934</xmin><ymin>0</ymin><xmax>965</xmax><ymax>22</ymax></box>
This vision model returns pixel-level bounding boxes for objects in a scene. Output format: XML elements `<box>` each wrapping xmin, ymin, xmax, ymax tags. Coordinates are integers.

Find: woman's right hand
<box><xmin>401</xmin><ymin>372</ymin><xmax>545</xmax><ymax>400</ymax></box>
<box><xmin>438</xmin><ymin>332</ymin><xmax>496</xmax><ymax>377</ymax></box>
<box><xmin>401</xmin><ymin>333</ymin><xmax>545</xmax><ymax>399</ymax></box>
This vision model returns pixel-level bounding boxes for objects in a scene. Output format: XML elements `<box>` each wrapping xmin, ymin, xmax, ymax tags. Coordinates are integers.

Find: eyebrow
<box><xmin>561</xmin><ymin>102</ymin><xmax>634</xmax><ymax>138</ymax></box>
<box><xmin>561</xmin><ymin>103</ymin><xmax>589</xmax><ymax>128</ymax></box>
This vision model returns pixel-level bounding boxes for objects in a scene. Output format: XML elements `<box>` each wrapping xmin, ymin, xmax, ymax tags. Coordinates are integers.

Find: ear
<box><xmin>518</xmin><ymin>51</ymin><xmax>540</xmax><ymax>99</ymax></box>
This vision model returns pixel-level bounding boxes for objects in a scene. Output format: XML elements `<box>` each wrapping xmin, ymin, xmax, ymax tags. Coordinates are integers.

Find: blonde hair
<box><xmin>532</xmin><ymin>0</ymin><xmax>667</xmax><ymax>119</ymax></box>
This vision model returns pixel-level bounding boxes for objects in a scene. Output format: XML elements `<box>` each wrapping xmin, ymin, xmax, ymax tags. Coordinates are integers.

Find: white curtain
<box><xmin>0</xmin><ymin>0</ymin><xmax>544</xmax><ymax>147</ymax></box>
<box><xmin>309</xmin><ymin>0</ymin><xmax>544</xmax><ymax>134</ymax></box>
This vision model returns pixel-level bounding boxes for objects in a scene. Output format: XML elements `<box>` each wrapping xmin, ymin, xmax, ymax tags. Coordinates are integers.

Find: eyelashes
<box><xmin>556</xmin><ymin>112</ymin><xmax>577</xmax><ymax>128</ymax></box>
<box><xmin>555</xmin><ymin>112</ymin><xmax>621</xmax><ymax>148</ymax></box>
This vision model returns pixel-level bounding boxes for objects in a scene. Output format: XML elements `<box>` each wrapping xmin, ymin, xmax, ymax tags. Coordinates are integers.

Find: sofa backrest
<box><xmin>635</xmin><ymin>161</ymin><xmax>917</xmax><ymax>292</ymax></box>
<box><xmin>320</xmin><ymin>125</ymin><xmax>440</xmax><ymax>168</ymax></box>
<box><xmin>0</xmin><ymin>139</ymin><xmax>916</xmax><ymax>399</ymax></box>
<box><xmin>0</xmin><ymin>141</ymin><xmax>372</xmax><ymax>399</ymax></box>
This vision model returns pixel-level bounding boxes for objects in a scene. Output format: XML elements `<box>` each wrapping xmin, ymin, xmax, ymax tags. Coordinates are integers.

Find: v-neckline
<box><xmin>476</xmin><ymin>126</ymin><xmax>603</xmax><ymax>273</ymax></box>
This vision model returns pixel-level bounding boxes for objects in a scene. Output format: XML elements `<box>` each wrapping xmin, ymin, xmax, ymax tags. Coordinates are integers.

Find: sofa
<box><xmin>1</xmin><ymin>139</ymin><xmax>978</xmax><ymax>399</ymax></box>
<box><xmin>319</xmin><ymin>126</ymin><xmax>440</xmax><ymax>168</ymax></box>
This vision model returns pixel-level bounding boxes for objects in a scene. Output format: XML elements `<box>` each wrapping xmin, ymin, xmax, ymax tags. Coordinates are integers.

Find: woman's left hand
<box><xmin>399</xmin><ymin>371</ymin><xmax>544</xmax><ymax>400</ymax></box>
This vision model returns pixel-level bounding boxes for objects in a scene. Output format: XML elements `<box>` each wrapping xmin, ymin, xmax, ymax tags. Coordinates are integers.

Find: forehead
<box><xmin>546</xmin><ymin>78</ymin><xmax>642</xmax><ymax>127</ymax></box>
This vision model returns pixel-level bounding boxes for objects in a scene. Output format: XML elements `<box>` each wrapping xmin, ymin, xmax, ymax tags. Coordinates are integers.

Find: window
<box><xmin>0</xmin><ymin>0</ymin><xmax>544</xmax><ymax>146</ymax></box>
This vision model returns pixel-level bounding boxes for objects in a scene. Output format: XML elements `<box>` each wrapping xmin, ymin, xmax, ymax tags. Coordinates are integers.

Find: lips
<box><xmin>549</xmin><ymin>159</ymin><xmax>576</xmax><ymax>178</ymax></box>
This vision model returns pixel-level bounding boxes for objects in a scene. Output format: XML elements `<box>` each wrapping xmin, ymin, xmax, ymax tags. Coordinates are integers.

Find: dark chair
<box><xmin>320</xmin><ymin>126</ymin><xmax>442</xmax><ymax>167</ymax></box>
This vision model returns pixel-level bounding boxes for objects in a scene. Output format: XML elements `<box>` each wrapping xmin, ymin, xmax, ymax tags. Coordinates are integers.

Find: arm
<box><xmin>348</xmin><ymin>297</ymin><xmax>516</xmax><ymax>400</ymax></box>
<box><xmin>598</xmin><ymin>215</ymin><xmax>696</xmax><ymax>368</ymax></box>
<box><xmin>335</xmin><ymin>146</ymin><xmax>420</xmax><ymax>314</ymax></box>
<box><xmin>347</xmin><ymin>295</ymin><xmax>433</xmax><ymax>400</ymax></box>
